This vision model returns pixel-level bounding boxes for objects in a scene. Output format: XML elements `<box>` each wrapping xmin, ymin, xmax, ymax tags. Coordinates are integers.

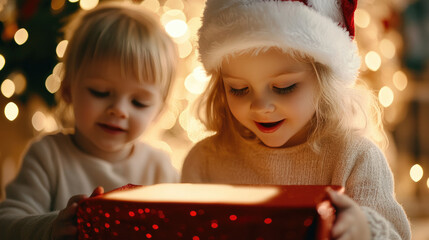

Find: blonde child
<box><xmin>0</xmin><ymin>2</ymin><xmax>178</xmax><ymax>239</ymax></box>
<box><xmin>181</xmin><ymin>0</ymin><xmax>411</xmax><ymax>239</ymax></box>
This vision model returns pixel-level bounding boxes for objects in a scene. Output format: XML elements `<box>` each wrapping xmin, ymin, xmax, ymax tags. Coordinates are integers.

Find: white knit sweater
<box><xmin>0</xmin><ymin>133</ymin><xmax>179</xmax><ymax>240</ymax></box>
<box><xmin>182</xmin><ymin>134</ymin><xmax>411</xmax><ymax>240</ymax></box>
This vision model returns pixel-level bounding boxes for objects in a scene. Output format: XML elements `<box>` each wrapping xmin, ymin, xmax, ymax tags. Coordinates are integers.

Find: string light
<box><xmin>378</xmin><ymin>86</ymin><xmax>394</xmax><ymax>108</ymax></box>
<box><xmin>1</xmin><ymin>79</ymin><xmax>15</xmax><ymax>98</ymax></box>
<box><xmin>365</xmin><ymin>51</ymin><xmax>381</xmax><ymax>71</ymax></box>
<box><xmin>0</xmin><ymin>54</ymin><xmax>5</xmax><ymax>71</ymax></box>
<box><xmin>4</xmin><ymin>102</ymin><xmax>19</xmax><ymax>121</ymax></box>
<box><xmin>392</xmin><ymin>71</ymin><xmax>408</xmax><ymax>91</ymax></box>
<box><xmin>355</xmin><ymin>9</ymin><xmax>370</xmax><ymax>28</ymax></box>
<box><xmin>56</xmin><ymin>40</ymin><xmax>68</xmax><ymax>58</ymax></box>
<box><xmin>410</xmin><ymin>164</ymin><xmax>423</xmax><ymax>183</ymax></box>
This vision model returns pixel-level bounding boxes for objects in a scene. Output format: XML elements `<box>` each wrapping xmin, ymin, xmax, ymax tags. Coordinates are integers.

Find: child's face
<box><xmin>221</xmin><ymin>48</ymin><xmax>318</xmax><ymax>148</ymax></box>
<box><xmin>69</xmin><ymin>60</ymin><xmax>163</xmax><ymax>159</ymax></box>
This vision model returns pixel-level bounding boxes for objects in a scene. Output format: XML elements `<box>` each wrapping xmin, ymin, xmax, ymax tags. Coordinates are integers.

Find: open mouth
<box><xmin>255</xmin><ymin>120</ymin><xmax>284</xmax><ymax>133</ymax></box>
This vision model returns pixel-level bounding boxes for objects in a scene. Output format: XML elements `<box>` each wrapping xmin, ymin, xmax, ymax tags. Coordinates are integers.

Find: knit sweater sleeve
<box><xmin>343</xmin><ymin>139</ymin><xmax>411</xmax><ymax>240</ymax></box>
<box><xmin>181</xmin><ymin>138</ymin><xmax>212</xmax><ymax>183</ymax></box>
<box><xmin>0</xmin><ymin>136</ymin><xmax>59</xmax><ymax>240</ymax></box>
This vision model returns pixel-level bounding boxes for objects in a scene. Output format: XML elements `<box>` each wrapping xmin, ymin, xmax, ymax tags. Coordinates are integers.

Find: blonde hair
<box><xmin>198</xmin><ymin>49</ymin><xmax>387</xmax><ymax>151</ymax></box>
<box><xmin>57</xmin><ymin>1</ymin><xmax>177</xmax><ymax>127</ymax></box>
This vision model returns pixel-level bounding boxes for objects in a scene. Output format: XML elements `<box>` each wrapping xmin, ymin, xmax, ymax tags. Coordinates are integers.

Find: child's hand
<box><xmin>51</xmin><ymin>194</ymin><xmax>86</xmax><ymax>240</ymax></box>
<box><xmin>328</xmin><ymin>190</ymin><xmax>371</xmax><ymax>240</ymax></box>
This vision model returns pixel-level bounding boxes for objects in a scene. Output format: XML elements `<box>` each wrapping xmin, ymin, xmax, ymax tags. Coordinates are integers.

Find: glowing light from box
<box><xmin>378</xmin><ymin>86</ymin><xmax>394</xmax><ymax>108</ymax></box>
<box><xmin>56</xmin><ymin>40</ymin><xmax>68</xmax><ymax>58</ymax></box>
<box><xmin>392</xmin><ymin>71</ymin><xmax>407</xmax><ymax>91</ymax></box>
<box><xmin>141</xmin><ymin>0</ymin><xmax>160</xmax><ymax>12</ymax></box>
<box><xmin>45</xmin><ymin>74</ymin><xmax>62</xmax><ymax>94</ymax></box>
<box><xmin>184</xmin><ymin>66</ymin><xmax>210</xmax><ymax>94</ymax></box>
<box><xmin>0</xmin><ymin>54</ymin><xmax>5</xmax><ymax>71</ymax></box>
<box><xmin>51</xmin><ymin>0</ymin><xmax>65</xmax><ymax>11</ymax></box>
<box><xmin>32</xmin><ymin>111</ymin><xmax>46</xmax><ymax>131</ymax></box>
<box><xmin>80</xmin><ymin>0</ymin><xmax>98</xmax><ymax>10</ymax></box>
<box><xmin>410</xmin><ymin>164</ymin><xmax>423</xmax><ymax>182</ymax></box>
<box><xmin>14</xmin><ymin>28</ymin><xmax>28</xmax><ymax>45</ymax></box>
<box><xmin>1</xmin><ymin>79</ymin><xmax>15</xmax><ymax>98</ymax></box>
<box><xmin>164</xmin><ymin>0</ymin><xmax>184</xmax><ymax>11</ymax></box>
<box><xmin>4</xmin><ymin>102</ymin><xmax>19</xmax><ymax>121</ymax></box>
<box><xmin>379</xmin><ymin>39</ymin><xmax>396</xmax><ymax>59</ymax></box>
<box><xmin>355</xmin><ymin>9</ymin><xmax>370</xmax><ymax>28</ymax></box>
<box><xmin>365</xmin><ymin>51</ymin><xmax>381</xmax><ymax>71</ymax></box>
<box><xmin>165</xmin><ymin>20</ymin><xmax>188</xmax><ymax>38</ymax></box>
<box><xmin>178</xmin><ymin>40</ymin><xmax>193</xmax><ymax>59</ymax></box>
<box><xmin>11</xmin><ymin>72</ymin><xmax>26</xmax><ymax>95</ymax></box>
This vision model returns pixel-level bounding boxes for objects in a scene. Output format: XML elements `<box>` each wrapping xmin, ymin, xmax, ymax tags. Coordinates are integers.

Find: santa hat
<box><xmin>198</xmin><ymin>0</ymin><xmax>361</xmax><ymax>85</ymax></box>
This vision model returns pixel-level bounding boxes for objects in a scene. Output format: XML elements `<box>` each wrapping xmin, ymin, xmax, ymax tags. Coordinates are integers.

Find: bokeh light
<box><xmin>32</xmin><ymin>111</ymin><xmax>47</xmax><ymax>131</ymax></box>
<box><xmin>45</xmin><ymin>74</ymin><xmax>62</xmax><ymax>94</ymax></box>
<box><xmin>378</xmin><ymin>86</ymin><xmax>394</xmax><ymax>108</ymax></box>
<box><xmin>4</xmin><ymin>102</ymin><xmax>19</xmax><ymax>121</ymax></box>
<box><xmin>355</xmin><ymin>9</ymin><xmax>370</xmax><ymax>28</ymax></box>
<box><xmin>56</xmin><ymin>40</ymin><xmax>68</xmax><ymax>58</ymax></box>
<box><xmin>379</xmin><ymin>39</ymin><xmax>396</xmax><ymax>59</ymax></box>
<box><xmin>80</xmin><ymin>0</ymin><xmax>99</xmax><ymax>10</ymax></box>
<box><xmin>365</xmin><ymin>51</ymin><xmax>381</xmax><ymax>71</ymax></box>
<box><xmin>1</xmin><ymin>79</ymin><xmax>15</xmax><ymax>98</ymax></box>
<box><xmin>392</xmin><ymin>71</ymin><xmax>408</xmax><ymax>91</ymax></box>
<box><xmin>14</xmin><ymin>28</ymin><xmax>28</xmax><ymax>45</ymax></box>
<box><xmin>0</xmin><ymin>54</ymin><xmax>5</xmax><ymax>71</ymax></box>
<box><xmin>410</xmin><ymin>164</ymin><xmax>424</xmax><ymax>183</ymax></box>
<box><xmin>141</xmin><ymin>0</ymin><xmax>160</xmax><ymax>12</ymax></box>
<box><xmin>165</xmin><ymin>19</ymin><xmax>188</xmax><ymax>38</ymax></box>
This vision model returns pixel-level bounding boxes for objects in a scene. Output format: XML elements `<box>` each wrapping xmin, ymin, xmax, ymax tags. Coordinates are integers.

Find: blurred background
<box><xmin>0</xmin><ymin>0</ymin><xmax>428</xmax><ymax>239</ymax></box>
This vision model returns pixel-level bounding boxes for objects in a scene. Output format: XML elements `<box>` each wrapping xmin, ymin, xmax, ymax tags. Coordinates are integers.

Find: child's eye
<box><xmin>229</xmin><ymin>87</ymin><xmax>249</xmax><ymax>96</ymax></box>
<box><xmin>89</xmin><ymin>89</ymin><xmax>109</xmax><ymax>98</ymax></box>
<box><xmin>132</xmin><ymin>100</ymin><xmax>148</xmax><ymax>108</ymax></box>
<box><xmin>273</xmin><ymin>84</ymin><xmax>297</xmax><ymax>94</ymax></box>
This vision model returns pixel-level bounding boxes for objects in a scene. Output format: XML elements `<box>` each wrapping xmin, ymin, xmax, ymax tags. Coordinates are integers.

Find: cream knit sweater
<box><xmin>0</xmin><ymin>133</ymin><xmax>179</xmax><ymax>240</ymax></box>
<box><xmin>182</xmin><ymin>134</ymin><xmax>411</xmax><ymax>240</ymax></box>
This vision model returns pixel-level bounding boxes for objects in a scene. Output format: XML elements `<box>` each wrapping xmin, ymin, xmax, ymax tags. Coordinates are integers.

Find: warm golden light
<box><xmin>161</xmin><ymin>9</ymin><xmax>186</xmax><ymax>25</ymax></box>
<box><xmin>80</xmin><ymin>0</ymin><xmax>98</xmax><ymax>10</ymax></box>
<box><xmin>427</xmin><ymin>178</ymin><xmax>429</xmax><ymax>189</ymax></box>
<box><xmin>51</xmin><ymin>0</ymin><xmax>66</xmax><ymax>11</ymax></box>
<box><xmin>379</xmin><ymin>39</ymin><xmax>396</xmax><ymax>59</ymax></box>
<box><xmin>68</xmin><ymin>0</ymin><xmax>78</xmax><ymax>3</ymax></box>
<box><xmin>32</xmin><ymin>111</ymin><xmax>46</xmax><ymax>131</ymax></box>
<box><xmin>164</xmin><ymin>0</ymin><xmax>184</xmax><ymax>11</ymax></box>
<box><xmin>11</xmin><ymin>72</ymin><xmax>26</xmax><ymax>94</ymax></box>
<box><xmin>0</xmin><ymin>54</ymin><xmax>5</xmax><ymax>71</ymax></box>
<box><xmin>45</xmin><ymin>74</ymin><xmax>62</xmax><ymax>94</ymax></box>
<box><xmin>56</xmin><ymin>40</ymin><xmax>68</xmax><ymax>58</ymax></box>
<box><xmin>165</xmin><ymin>19</ymin><xmax>188</xmax><ymax>38</ymax></box>
<box><xmin>392</xmin><ymin>71</ymin><xmax>407</xmax><ymax>91</ymax></box>
<box><xmin>184</xmin><ymin>66</ymin><xmax>210</xmax><ymax>94</ymax></box>
<box><xmin>178</xmin><ymin>40</ymin><xmax>193</xmax><ymax>59</ymax></box>
<box><xmin>158</xmin><ymin>108</ymin><xmax>178</xmax><ymax>130</ymax></box>
<box><xmin>410</xmin><ymin>164</ymin><xmax>423</xmax><ymax>183</ymax></box>
<box><xmin>1</xmin><ymin>79</ymin><xmax>15</xmax><ymax>98</ymax></box>
<box><xmin>53</xmin><ymin>62</ymin><xmax>64</xmax><ymax>78</ymax></box>
<box><xmin>378</xmin><ymin>86</ymin><xmax>394</xmax><ymax>108</ymax></box>
<box><xmin>14</xmin><ymin>28</ymin><xmax>29</xmax><ymax>45</ymax></box>
<box><xmin>4</xmin><ymin>102</ymin><xmax>19</xmax><ymax>121</ymax></box>
<box><xmin>365</xmin><ymin>51</ymin><xmax>381</xmax><ymax>71</ymax></box>
<box><xmin>355</xmin><ymin>9</ymin><xmax>370</xmax><ymax>28</ymax></box>
<box><xmin>140</xmin><ymin>0</ymin><xmax>160</xmax><ymax>12</ymax></box>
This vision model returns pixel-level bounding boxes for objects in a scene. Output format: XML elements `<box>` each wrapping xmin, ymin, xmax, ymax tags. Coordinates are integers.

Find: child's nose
<box><xmin>107</xmin><ymin>100</ymin><xmax>128</xmax><ymax>118</ymax></box>
<box><xmin>250</xmin><ymin>96</ymin><xmax>275</xmax><ymax>114</ymax></box>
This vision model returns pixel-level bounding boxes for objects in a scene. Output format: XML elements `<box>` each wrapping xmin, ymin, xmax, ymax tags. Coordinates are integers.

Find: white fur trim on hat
<box><xmin>198</xmin><ymin>0</ymin><xmax>361</xmax><ymax>85</ymax></box>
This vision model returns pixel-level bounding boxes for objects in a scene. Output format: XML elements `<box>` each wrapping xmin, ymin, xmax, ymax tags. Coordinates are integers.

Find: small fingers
<box><xmin>67</xmin><ymin>194</ymin><xmax>87</xmax><ymax>207</ymax></box>
<box><xmin>90</xmin><ymin>186</ymin><xmax>104</xmax><ymax>197</ymax></box>
<box><xmin>57</xmin><ymin>202</ymin><xmax>79</xmax><ymax>221</ymax></box>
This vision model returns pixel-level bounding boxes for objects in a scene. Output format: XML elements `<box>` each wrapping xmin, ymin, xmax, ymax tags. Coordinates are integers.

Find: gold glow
<box><xmin>163</xmin><ymin>0</ymin><xmax>184</xmax><ymax>10</ymax></box>
<box><xmin>1</xmin><ymin>79</ymin><xmax>15</xmax><ymax>98</ymax></box>
<box><xmin>410</xmin><ymin>164</ymin><xmax>423</xmax><ymax>183</ymax></box>
<box><xmin>4</xmin><ymin>102</ymin><xmax>19</xmax><ymax>121</ymax></box>
<box><xmin>392</xmin><ymin>71</ymin><xmax>407</xmax><ymax>91</ymax></box>
<box><xmin>184</xmin><ymin>66</ymin><xmax>210</xmax><ymax>94</ymax></box>
<box><xmin>140</xmin><ymin>0</ymin><xmax>160</xmax><ymax>12</ymax></box>
<box><xmin>365</xmin><ymin>51</ymin><xmax>381</xmax><ymax>71</ymax></box>
<box><xmin>32</xmin><ymin>111</ymin><xmax>46</xmax><ymax>131</ymax></box>
<box><xmin>378</xmin><ymin>86</ymin><xmax>394</xmax><ymax>108</ymax></box>
<box><xmin>51</xmin><ymin>0</ymin><xmax>65</xmax><ymax>11</ymax></box>
<box><xmin>161</xmin><ymin>9</ymin><xmax>186</xmax><ymax>25</ymax></box>
<box><xmin>165</xmin><ymin>19</ymin><xmax>188</xmax><ymax>38</ymax></box>
<box><xmin>56</xmin><ymin>40</ymin><xmax>68</xmax><ymax>58</ymax></box>
<box><xmin>80</xmin><ymin>0</ymin><xmax>98</xmax><ymax>10</ymax></box>
<box><xmin>45</xmin><ymin>74</ymin><xmax>62</xmax><ymax>94</ymax></box>
<box><xmin>427</xmin><ymin>178</ymin><xmax>429</xmax><ymax>189</ymax></box>
<box><xmin>0</xmin><ymin>54</ymin><xmax>5</xmax><ymax>71</ymax></box>
<box><xmin>355</xmin><ymin>9</ymin><xmax>370</xmax><ymax>28</ymax></box>
<box><xmin>11</xmin><ymin>73</ymin><xmax>26</xmax><ymax>94</ymax></box>
<box><xmin>178</xmin><ymin>40</ymin><xmax>193</xmax><ymax>59</ymax></box>
<box><xmin>379</xmin><ymin>39</ymin><xmax>396</xmax><ymax>59</ymax></box>
<box><xmin>68</xmin><ymin>0</ymin><xmax>78</xmax><ymax>3</ymax></box>
<box><xmin>14</xmin><ymin>28</ymin><xmax>28</xmax><ymax>45</ymax></box>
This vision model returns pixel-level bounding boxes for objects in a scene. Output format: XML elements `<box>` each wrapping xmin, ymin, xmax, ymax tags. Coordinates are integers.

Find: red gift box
<box><xmin>77</xmin><ymin>184</ymin><xmax>343</xmax><ymax>240</ymax></box>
